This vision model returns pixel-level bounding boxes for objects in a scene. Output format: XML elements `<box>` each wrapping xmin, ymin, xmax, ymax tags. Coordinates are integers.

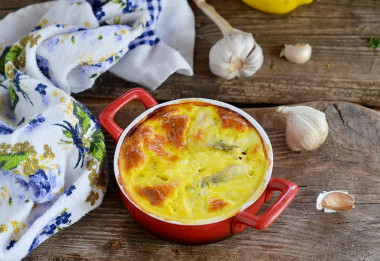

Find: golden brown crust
<box><xmin>137</xmin><ymin>181</ymin><xmax>177</xmax><ymax>206</ymax></box>
<box><xmin>215</xmin><ymin>108</ymin><xmax>250</xmax><ymax>132</ymax></box>
<box><xmin>120</xmin><ymin>121</ymin><xmax>181</xmax><ymax>175</ymax></box>
<box><xmin>119</xmin><ymin>125</ymin><xmax>150</xmax><ymax>174</ymax></box>
<box><xmin>208</xmin><ymin>198</ymin><xmax>230</xmax><ymax>212</ymax></box>
<box><xmin>161</xmin><ymin>114</ymin><xmax>189</xmax><ymax>148</ymax></box>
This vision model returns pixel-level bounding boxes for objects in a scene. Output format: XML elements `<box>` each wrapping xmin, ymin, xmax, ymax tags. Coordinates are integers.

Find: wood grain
<box><xmin>1</xmin><ymin>1</ymin><xmax>380</xmax><ymax>259</ymax></box>
<box><xmin>0</xmin><ymin>0</ymin><xmax>380</xmax><ymax>106</ymax></box>
<box><xmin>23</xmin><ymin>101</ymin><xmax>380</xmax><ymax>261</ymax></box>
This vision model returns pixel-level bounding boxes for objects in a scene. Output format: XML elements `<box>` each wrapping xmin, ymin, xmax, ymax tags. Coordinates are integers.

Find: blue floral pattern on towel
<box><xmin>28</xmin><ymin>209</ymin><xmax>72</xmax><ymax>253</ymax></box>
<box><xmin>0</xmin><ymin>16</ymin><xmax>114</xmax><ymax>256</ymax></box>
<box><xmin>0</xmin><ymin>0</ymin><xmax>169</xmax><ymax>258</ymax></box>
<box><xmin>88</xmin><ymin>0</ymin><xmax>161</xmax><ymax>50</ymax></box>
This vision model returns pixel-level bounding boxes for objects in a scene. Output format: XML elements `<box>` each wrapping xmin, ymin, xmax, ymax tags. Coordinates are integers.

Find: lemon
<box><xmin>242</xmin><ymin>0</ymin><xmax>313</xmax><ymax>14</ymax></box>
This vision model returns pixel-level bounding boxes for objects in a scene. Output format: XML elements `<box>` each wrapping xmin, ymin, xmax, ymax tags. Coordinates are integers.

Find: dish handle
<box><xmin>98</xmin><ymin>88</ymin><xmax>158</xmax><ymax>143</ymax></box>
<box><xmin>232</xmin><ymin>177</ymin><xmax>298</xmax><ymax>233</ymax></box>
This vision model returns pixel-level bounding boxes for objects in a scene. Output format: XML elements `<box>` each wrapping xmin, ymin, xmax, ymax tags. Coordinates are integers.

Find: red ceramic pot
<box><xmin>98</xmin><ymin>88</ymin><xmax>298</xmax><ymax>245</ymax></box>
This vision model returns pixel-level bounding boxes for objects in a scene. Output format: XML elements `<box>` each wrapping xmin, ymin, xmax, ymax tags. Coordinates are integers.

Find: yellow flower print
<box><xmin>60</xmin><ymin>34</ymin><xmax>69</xmax><ymax>44</ymax></box>
<box><xmin>29</xmin><ymin>34</ymin><xmax>42</xmax><ymax>49</ymax></box>
<box><xmin>10</xmin><ymin>141</ymin><xmax>36</xmax><ymax>154</ymax></box>
<box><xmin>37</xmin><ymin>18</ymin><xmax>49</xmax><ymax>28</ymax></box>
<box><xmin>57</xmin><ymin>97</ymin><xmax>76</xmax><ymax>124</ymax></box>
<box><xmin>14</xmin><ymin>49</ymin><xmax>26</xmax><ymax>69</ymax></box>
<box><xmin>0</xmin><ymin>142</ymin><xmax>57</xmax><ymax>177</ymax></box>
<box><xmin>5</xmin><ymin>64</ymin><xmax>15</xmax><ymax>80</ymax></box>
<box><xmin>14</xmin><ymin>33</ymin><xmax>41</xmax><ymax>68</ymax></box>
<box><xmin>0</xmin><ymin>224</ymin><xmax>8</xmax><ymax>233</ymax></box>
<box><xmin>19</xmin><ymin>36</ymin><xmax>29</xmax><ymax>49</ymax></box>
<box><xmin>86</xmin><ymin>190</ymin><xmax>99</xmax><ymax>206</ymax></box>
<box><xmin>0</xmin><ymin>186</ymin><xmax>11</xmax><ymax>207</ymax></box>
<box><xmin>10</xmin><ymin>221</ymin><xmax>27</xmax><ymax>241</ymax></box>
<box><xmin>43</xmin><ymin>145</ymin><xmax>55</xmax><ymax>159</ymax></box>
<box><xmin>21</xmin><ymin>156</ymin><xmax>39</xmax><ymax>177</ymax></box>
<box><xmin>22</xmin><ymin>144</ymin><xmax>60</xmax><ymax>177</ymax></box>
<box><xmin>77</xmin><ymin>53</ymin><xmax>94</xmax><ymax>65</ymax></box>
<box><xmin>64</xmin><ymin>101</ymin><xmax>73</xmax><ymax>116</ymax></box>
<box><xmin>86</xmin><ymin>158</ymin><xmax>97</xmax><ymax>171</ymax></box>
<box><xmin>97</xmin><ymin>53</ymin><xmax>116</xmax><ymax>64</ymax></box>
<box><xmin>11</xmin><ymin>221</ymin><xmax>19</xmax><ymax>234</ymax></box>
<box><xmin>88</xmin><ymin>171</ymin><xmax>97</xmax><ymax>187</ymax></box>
<box><xmin>0</xmin><ymin>143</ymin><xmax>12</xmax><ymax>155</ymax></box>
<box><xmin>88</xmin><ymin>169</ymin><xmax>107</xmax><ymax>190</ymax></box>
<box><xmin>87</xmin><ymin>159</ymin><xmax>107</xmax><ymax>190</ymax></box>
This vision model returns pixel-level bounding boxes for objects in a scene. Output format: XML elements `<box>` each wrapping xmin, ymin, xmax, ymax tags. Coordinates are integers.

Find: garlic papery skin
<box><xmin>193</xmin><ymin>0</ymin><xmax>263</xmax><ymax>79</ymax></box>
<box><xmin>316</xmin><ymin>191</ymin><xmax>355</xmax><ymax>213</ymax></box>
<box><xmin>280</xmin><ymin>43</ymin><xmax>312</xmax><ymax>64</ymax></box>
<box><xmin>277</xmin><ymin>105</ymin><xmax>328</xmax><ymax>151</ymax></box>
<box><xmin>209</xmin><ymin>32</ymin><xmax>264</xmax><ymax>80</ymax></box>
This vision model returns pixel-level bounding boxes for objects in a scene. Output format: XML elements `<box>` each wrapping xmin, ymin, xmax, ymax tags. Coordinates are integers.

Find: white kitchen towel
<box><xmin>0</xmin><ymin>0</ymin><xmax>195</xmax><ymax>91</ymax></box>
<box><xmin>0</xmin><ymin>17</ymin><xmax>146</xmax><ymax>261</ymax></box>
<box><xmin>0</xmin><ymin>0</ymin><xmax>195</xmax><ymax>260</ymax></box>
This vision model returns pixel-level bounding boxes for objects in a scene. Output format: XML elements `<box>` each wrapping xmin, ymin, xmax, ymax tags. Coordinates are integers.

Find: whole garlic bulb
<box><xmin>193</xmin><ymin>0</ymin><xmax>263</xmax><ymax>79</ymax></box>
<box><xmin>277</xmin><ymin>105</ymin><xmax>328</xmax><ymax>151</ymax></box>
<box><xmin>209</xmin><ymin>32</ymin><xmax>263</xmax><ymax>80</ymax></box>
<box><xmin>280</xmin><ymin>43</ymin><xmax>312</xmax><ymax>64</ymax></box>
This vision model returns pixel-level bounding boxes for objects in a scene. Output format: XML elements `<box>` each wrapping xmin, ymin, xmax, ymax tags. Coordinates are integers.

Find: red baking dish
<box><xmin>98</xmin><ymin>88</ymin><xmax>298</xmax><ymax>245</ymax></box>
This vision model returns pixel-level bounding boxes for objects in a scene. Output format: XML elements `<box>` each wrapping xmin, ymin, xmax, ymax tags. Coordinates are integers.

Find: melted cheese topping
<box><xmin>118</xmin><ymin>102</ymin><xmax>270</xmax><ymax>224</ymax></box>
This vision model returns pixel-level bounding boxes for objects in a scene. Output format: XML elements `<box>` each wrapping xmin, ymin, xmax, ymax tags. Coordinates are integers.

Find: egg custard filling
<box><xmin>118</xmin><ymin>102</ymin><xmax>270</xmax><ymax>224</ymax></box>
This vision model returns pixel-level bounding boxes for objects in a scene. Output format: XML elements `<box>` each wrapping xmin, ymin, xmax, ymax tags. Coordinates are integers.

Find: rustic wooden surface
<box><xmin>23</xmin><ymin>100</ymin><xmax>380</xmax><ymax>261</ymax></box>
<box><xmin>1</xmin><ymin>0</ymin><xmax>380</xmax><ymax>260</ymax></box>
<box><xmin>1</xmin><ymin>0</ymin><xmax>380</xmax><ymax>106</ymax></box>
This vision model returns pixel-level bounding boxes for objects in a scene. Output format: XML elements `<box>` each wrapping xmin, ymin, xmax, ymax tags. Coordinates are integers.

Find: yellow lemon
<box><xmin>242</xmin><ymin>0</ymin><xmax>313</xmax><ymax>14</ymax></box>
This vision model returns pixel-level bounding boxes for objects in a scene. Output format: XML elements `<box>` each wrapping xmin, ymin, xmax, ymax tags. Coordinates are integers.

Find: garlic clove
<box><xmin>209</xmin><ymin>41</ymin><xmax>233</xmax><ymax>78</ymax></box>
<box><xmin>241</xmin><ymin>43</ymin><xmax>264</xmax><ymax>77</ymax></box>
<box><xmin>316</xmin><ymin>191</ymin><xmax>355</xmax><ymax>212</ymax></box>
<box><xmin>277</xmin><ymin>105</ymin><xmax>328</xmax><ymax>152</ymax></box>
<box><xmin>280</xmin><ymin>43</ymin><xmax>312</xmax><ymax>64</ymax></box>
<box><xmin>209</xmin><ymin>32</ymin><xmax>264</xmax><ymax>80</ymax></box>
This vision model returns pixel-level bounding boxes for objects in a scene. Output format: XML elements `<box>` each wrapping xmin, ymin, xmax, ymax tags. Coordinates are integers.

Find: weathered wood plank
<box><xmin>0</xmin><ymin>0</ymin><xmax>379</xmax><ymax>260</ymax></box>
<box><xmin>24</xmin><ymin>101</ymin><xmax>380</xmax><ymax>261</ymax></box>
<box><xmin>1</xmin><ymin>0</ymin><xmax>380</xmax><ymax>106</ymax></box>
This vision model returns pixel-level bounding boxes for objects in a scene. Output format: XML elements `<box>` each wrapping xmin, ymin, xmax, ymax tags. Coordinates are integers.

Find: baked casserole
<box><xmin>118</xmin><ymin>102</ymin><xmax>270</xmax><ymax>224</ymax></box>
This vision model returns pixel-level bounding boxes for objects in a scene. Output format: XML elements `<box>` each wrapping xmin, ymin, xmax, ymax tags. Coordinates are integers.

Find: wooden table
<box><xmin>1</xmin><ymin>0</ymin><xmax>380</xmax><ymax>260</ymax></box>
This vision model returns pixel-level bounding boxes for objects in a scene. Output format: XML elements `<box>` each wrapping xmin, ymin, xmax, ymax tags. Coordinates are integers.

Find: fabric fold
<box><xmin>0</xmin><ymin>0</ymin><xmax>195</xmax><ymax>90</ymax></box>
<box><xmin>0</xmin><ymin>0</ymin><xmax>195</xmax><ymax>260</ymax></box>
